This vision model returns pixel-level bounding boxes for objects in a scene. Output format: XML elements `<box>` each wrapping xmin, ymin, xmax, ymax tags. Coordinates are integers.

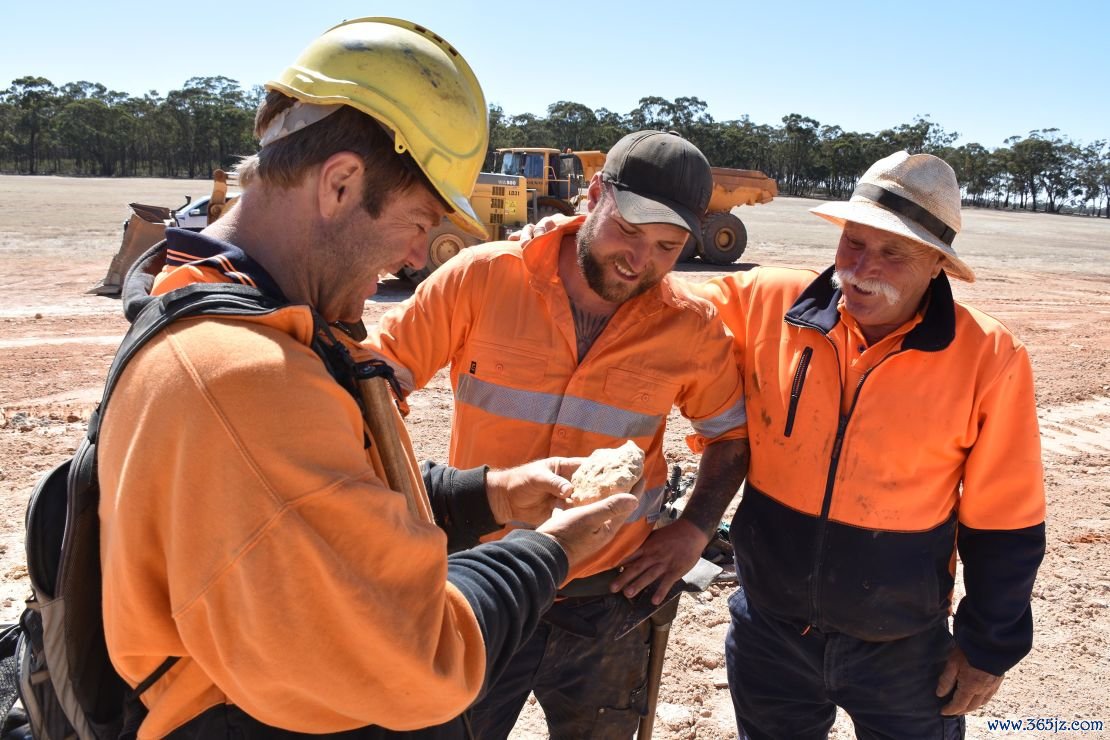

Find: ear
<box><xmin>585</xmin><ymin>173</ymin><xmax>605</xmax><ymax>212</ymax></box>
<box><xmin>931</xmin><ymin>254</ymin><xmax>947</xmax><ymax>279</ymax></box>
<box><xmin>316</xmin><ymin>151</ymin><xmax>365</xmax><ymax>219</ymax></box>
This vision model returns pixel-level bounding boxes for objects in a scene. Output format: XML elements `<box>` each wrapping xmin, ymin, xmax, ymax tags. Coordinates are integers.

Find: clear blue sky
<box><xmin>4</xmin><ymin>0</ymin><xmax>1106</xmax><ymax>150</ymax></box>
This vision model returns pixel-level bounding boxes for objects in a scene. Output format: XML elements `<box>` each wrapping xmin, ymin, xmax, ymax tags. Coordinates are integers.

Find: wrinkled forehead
<box><xmin>842</xmin><ymin>220</ymin><xmax>935</xmax><ymax>258</ymax></box>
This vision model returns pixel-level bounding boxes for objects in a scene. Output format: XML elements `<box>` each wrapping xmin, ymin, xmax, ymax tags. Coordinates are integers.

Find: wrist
<box><xmin>484</xmin><ymin>467</ymin><xmax>513</xmax><ymax>524</ymax></box>
<box><xmin>672</xmin><ymin>515</ymin><xmax>715</xmax><ymax>545</ymax></box>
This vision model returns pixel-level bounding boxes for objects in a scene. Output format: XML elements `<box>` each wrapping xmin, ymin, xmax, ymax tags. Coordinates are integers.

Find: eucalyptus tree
<box><xmin>3</xmin><ymin>76</ymin><xmax>57</xmax><ymax>173</ymax></box>
<box><xmin>591</xmin><ymin>108</ymin><xmax>629</xmax><ymax>149</ymax></box>
<box><xmin>628</xmin><ymin>96</ymin><xmax>672</xmax><ymax>131</ymax></box>
<box><xmin>1074</xmin><ymin>140</ymin><xmax>1108</xmax><ymax>216</ymax></box>
<box><xmin>777</xmin><ymin>113</ymin><xmax>820</xmax><ymax>196</ymax></box>
<box><xmin>545</xmin><ymin>101</ymin><xmax>597</xmax><ymax>150</ymax></box>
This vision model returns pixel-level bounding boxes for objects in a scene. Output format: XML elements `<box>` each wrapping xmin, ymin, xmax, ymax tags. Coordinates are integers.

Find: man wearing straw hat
<box><xmin>613</xmin><ymin>151</ymin><xmax>1046</xmax><ymax>738</ymax></box>
<box><xmin>96</xmin><ymin>17</ymin><xmax>639</xmax><ymax>739</ymax></box>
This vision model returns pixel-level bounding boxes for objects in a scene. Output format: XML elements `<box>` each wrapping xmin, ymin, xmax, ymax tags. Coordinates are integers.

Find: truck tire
<box><xmin>400</xmin><ymin>222</ymin><xmax>478</xmax><ymax>284</ymax></box>
<box><xmin>698</xmin><ymin>212</ymin><xmax>747</xmax><ymax>265</ymax></box>
<box><xmin>534</xmin><ymin>197</ymin><xmax>576</xmax><ymax>224</ymax></box>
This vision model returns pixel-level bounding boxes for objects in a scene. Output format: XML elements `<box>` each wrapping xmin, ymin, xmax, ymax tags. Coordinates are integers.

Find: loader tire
<box><xmin>534</xmin><ymin>197</ymin><xmax>576</xmax><ymax>224</ymax></box>
<box><xmin>400</xmin><ymin>222</ymin><xmax>479</xmax><ymax>284</ymax></box>
<box><xmin>698</xmin><ymin>212</ymin><xmax>747</xmax><ymax>265</ymax></box>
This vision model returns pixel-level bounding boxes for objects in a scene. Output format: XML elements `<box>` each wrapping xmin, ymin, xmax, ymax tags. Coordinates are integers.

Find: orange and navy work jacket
<box><xmin>98</xmin><ymin>229</ymin><xmax>570</xmax><ymax>737</ymax></box>
<box><xmin>367</xmin><ymin>217</ymin><xmax>748</xmax><ymax>582</ymax></box>
<box><xmin>698</xmin><ymin>266</ymin><xmax>1046</xmax><ymax>675</ymax></box>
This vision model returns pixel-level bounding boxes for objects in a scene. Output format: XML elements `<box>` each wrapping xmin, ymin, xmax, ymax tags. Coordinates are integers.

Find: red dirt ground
<box><xmin>1</xmin><ymin>177</ymin><xmax>1107</xmax><ymax>738</ymax></box>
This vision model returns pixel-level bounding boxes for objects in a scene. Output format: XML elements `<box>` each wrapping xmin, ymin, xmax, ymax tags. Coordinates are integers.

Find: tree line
<box><xmin>3</xmin><ymin>76</ymin><xmax>1109</xmax><ymax>217</ymax></box>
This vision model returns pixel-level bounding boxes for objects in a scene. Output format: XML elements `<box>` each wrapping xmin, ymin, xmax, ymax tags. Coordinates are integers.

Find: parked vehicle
<box><xmin>173</xmin><ymin>193</ymin><xmax>239</xmax><ymax>231</ymax></box>
<box><xmin>492</xmin><ymin>147</ymin><xmax>778</xmax><ymax>264</ymax></box>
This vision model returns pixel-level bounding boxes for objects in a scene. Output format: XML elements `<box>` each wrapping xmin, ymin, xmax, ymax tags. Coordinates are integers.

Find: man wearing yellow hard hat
<box><xmin>97</xmin><ymin>18</ymin><xmax>636</xmax><ymax>738</ymax></box>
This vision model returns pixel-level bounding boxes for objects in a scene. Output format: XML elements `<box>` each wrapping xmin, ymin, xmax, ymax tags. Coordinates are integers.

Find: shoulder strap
<box><xmin>87</xmin><ymin>283</ymin><xmax>284</xmax><ymax>444</ymax></box>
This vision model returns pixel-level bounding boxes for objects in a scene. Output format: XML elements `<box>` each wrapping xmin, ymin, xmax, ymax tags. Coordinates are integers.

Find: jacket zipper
<box><xmin>783</xmin><ymin>346</ymin><xmax>813</xmax><ymax>437</ymax></box>
<box><xmin>807</xmin><ymin>380</ymin><xmax>858</xmax><ymax>629</ymax></box>
<box><xmin>806</xmin><ymin>347</ymin><xmax>910</xmax><ymax>630</ymax></box>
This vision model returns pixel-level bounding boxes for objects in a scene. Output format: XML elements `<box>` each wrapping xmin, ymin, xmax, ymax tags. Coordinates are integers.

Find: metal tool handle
<box><xmin>637</xmin><ymin>595</ymin><xmax>682</xmax><ymax>740</ymax></box>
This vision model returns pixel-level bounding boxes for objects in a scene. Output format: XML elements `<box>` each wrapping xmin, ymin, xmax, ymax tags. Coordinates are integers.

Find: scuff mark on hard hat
<box><xmin>392</xmin><ymin>43</ymin><xmax>442</xmax><ymax>89</ymax></box>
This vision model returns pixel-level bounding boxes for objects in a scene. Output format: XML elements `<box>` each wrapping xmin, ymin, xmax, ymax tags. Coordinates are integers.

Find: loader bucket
<box><xmin>87</xmin><ymin>203</ymin><xmax>170</xmax><ymax>296</ymax></box>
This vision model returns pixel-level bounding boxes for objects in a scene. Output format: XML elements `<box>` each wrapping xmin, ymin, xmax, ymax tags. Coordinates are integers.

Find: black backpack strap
<box><xmin>87</xmin><ymin>283</ymin><xmax>285</xmax><ymax>444</ymax></box>
<box><xmin>118</xmin><ymin>656</ymin><xmax>179</xmax><ymax>740</ymax></box>
<box><xmin>307</xmin><ymin>314</ymin><xmax>409</xmax><ymax>420</ymax></box>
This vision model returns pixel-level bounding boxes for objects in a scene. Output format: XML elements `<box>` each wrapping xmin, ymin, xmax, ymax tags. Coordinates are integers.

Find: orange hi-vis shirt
<box><xmin>831</xmin><ymin>302</ymin><xmax>924</xmax><ymax>415</ymax></box>
<box><xmin>367</xmin><ymin>217</ymin><xmax>748</xmax><ymax>582</ymax></box>
<box><xmin>97</xmin><ymin>231</ymin><xmax>569</xmax><ymax>737</ymax></box>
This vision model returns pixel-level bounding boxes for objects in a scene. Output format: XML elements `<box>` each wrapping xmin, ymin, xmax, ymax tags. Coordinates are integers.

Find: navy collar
<box><xmin>164</xmin><ymin>228</ymin><xmax>288</xmax><ymax>302</ymax></box>
<box><xmin>784</xmin><ymin>266</ymin><xmax>956</xmax><ymax>352</ymax></box>
<box><xmin>127</xmin><ymin>229</ymin><xmax>366</xmax><ymax>341</ymax></box>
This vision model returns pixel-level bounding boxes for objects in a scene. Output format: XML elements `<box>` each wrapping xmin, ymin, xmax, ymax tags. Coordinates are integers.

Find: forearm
<box><xmin>955</xmin><ymin>522</ymin><xmax>1046</xmax><ymax>674</ymax></box>
<box><xmin>448</xmin><ymin>531</ymin><xmax>568</xmax><ymax>693</ymax></box>
<box><xmin>679</xmin><ymin>437</ymin><xmax>750</xmax><ymax>538</ymax></box>
<box><xmin>422</xmin><ymin>461</ymin><xmax>499</xmax><ymax>551</ymax></box>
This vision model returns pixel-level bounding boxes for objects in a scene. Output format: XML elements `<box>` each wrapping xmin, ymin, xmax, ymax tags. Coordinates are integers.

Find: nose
<box><xmin>405</xmin><ymin>234</ymin><xmax>429</xmax><ymax>270</ymax></box>
<box><xmin>623</xmin><ymin>241</ymin><xmax>650</xmax><ymax>272</ymax></box>
<box><xmin>852</xmin><ymin>248</ymin><xmax>880</xmax><ymax>278</ymax></box>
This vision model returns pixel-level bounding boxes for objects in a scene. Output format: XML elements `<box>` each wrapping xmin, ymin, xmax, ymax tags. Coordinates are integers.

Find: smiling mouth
<box><xmin>614</xmin><ymin>260</ymin><xmax>638</xmax><ymax>280</ymax></box>
<box><xmin>851</xmin><ymin>283</ymin><xmax>876</xmax><ymax>297</ymax></box>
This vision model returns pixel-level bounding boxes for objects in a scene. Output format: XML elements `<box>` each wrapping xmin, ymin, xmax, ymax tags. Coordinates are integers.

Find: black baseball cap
<box><xmin>601</xmin><ymin>130</ymin><xmax>713</xmax><ymax>245</ymax></box>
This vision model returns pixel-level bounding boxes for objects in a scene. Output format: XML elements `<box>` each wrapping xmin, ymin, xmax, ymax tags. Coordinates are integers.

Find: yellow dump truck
<box><xmin>693</xmin><ymin>167</ymin><xmax>778</xmax><ymax>264</ymax></box>
<box><xmin>492</xmin><ymin>147</ymin><xmax>777</xmax><ymax>265</ymax></box>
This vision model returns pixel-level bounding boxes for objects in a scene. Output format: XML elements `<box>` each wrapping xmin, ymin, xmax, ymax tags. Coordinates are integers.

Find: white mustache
<box><xmin>831</xmin><ymin>269</ymin><xmax>901</xmax><ymax>306</ymax></box>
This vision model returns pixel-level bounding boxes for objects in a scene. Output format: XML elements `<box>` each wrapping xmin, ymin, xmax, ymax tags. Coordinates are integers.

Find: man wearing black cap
<box><xmin>365</xmin><ymin>131</ymin><xmax>750</xmax><ymax>738</ymax></box>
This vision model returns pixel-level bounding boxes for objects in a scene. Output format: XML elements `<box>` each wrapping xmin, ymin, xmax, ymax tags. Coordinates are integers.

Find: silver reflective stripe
<box><xmin>634</xmin><ymin>484</ymin><xmax>666</xmax><ymax>523</ymax></box>
<box><xmin>690</xmin><ymin>398</ymin><xmax>748</xmax><ymax>438</ymax></box>
<box><xmin>456</xmin><ymin>374</ymin><xmax>663</xmax><ymax>440</ymax></box>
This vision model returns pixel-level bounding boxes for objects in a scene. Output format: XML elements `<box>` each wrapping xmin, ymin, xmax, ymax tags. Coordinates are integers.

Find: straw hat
<box><xmin>810</xmin><ymin>151</ymin><xmax>974</xmax><ymax>282</ymax></box>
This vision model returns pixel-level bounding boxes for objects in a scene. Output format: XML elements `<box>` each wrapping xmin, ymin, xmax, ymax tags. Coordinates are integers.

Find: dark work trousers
<box><xmin>466</xmin><ymin>593</ymin><xmax>651</xmax><ymax>739</ymax></box>
<box><xmin>166</xmin><ymin>703</ymin><xmax>469</xmax><ymax>738</ymax></box>
<box><xmin>725</xmin><ymin>587</ymin><xmax>965</xmax><ymax>740</ymax></box>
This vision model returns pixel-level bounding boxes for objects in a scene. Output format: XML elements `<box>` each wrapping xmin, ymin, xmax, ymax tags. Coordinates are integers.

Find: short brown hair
<box><xmin>236</xmin><ymin>90</ymin><xmax>437</xmax><ymax>217</ymax></box>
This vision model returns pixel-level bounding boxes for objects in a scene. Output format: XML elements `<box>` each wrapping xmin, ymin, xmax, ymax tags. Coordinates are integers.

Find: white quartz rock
<box><xmin>567</xmin><ymin>440</ymin><xmax>645</xmax><ymax>506</ymax></box>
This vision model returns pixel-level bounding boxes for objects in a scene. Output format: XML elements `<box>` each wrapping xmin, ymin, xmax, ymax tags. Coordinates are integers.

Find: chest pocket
<box><xmin>603</xmin><ymin>367</ymin><xmax>682</xmax><ymax>414</ymax></box>
<box><xmin>466</xmin><ymin>339</ymin><xmax>548</xmax><ymax>387</ymax></box>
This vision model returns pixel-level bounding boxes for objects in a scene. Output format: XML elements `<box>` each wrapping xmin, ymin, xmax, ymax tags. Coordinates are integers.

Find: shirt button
<box><xmin>495</xmin><ymin>363</ymin><xmax>504</xmax><ymax>372</ymax></box>
<box><xmin>639</xmin><ymin>393</ymin><xmax>650</xmax><ymax>402</ymax></box>
<box><xmin>556</xmin><ymin>429</ymin><xmax>568</xmax><ymax>439</ymax></box>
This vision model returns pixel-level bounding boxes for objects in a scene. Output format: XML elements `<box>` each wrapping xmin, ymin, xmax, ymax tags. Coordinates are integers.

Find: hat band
<box><xmin>854</xmin><ymin>183</ymin><xmax>956</xmax><ymax>246</ymax></box>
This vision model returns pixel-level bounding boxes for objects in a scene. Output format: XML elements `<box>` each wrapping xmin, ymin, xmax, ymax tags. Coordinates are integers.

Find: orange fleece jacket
<box><xmin>99</xmin><ymin>258</ymin><xmax>494</xmax><ymax>735</ymax></box>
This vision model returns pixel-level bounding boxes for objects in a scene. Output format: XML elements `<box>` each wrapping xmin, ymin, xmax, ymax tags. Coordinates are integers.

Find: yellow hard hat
<box><xmin>266</xmin><ymin>17</ymin><xmax>488</xmax><ymax>238</ymax></box>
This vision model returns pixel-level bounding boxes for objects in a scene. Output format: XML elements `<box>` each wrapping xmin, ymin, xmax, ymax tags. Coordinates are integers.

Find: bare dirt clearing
<box><xmin>0</xmin><ymin>176</ymin><xmax>1107</xmax><ymax>738</ymax></box>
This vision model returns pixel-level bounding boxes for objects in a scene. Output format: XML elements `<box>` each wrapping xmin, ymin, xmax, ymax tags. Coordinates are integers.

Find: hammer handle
<box><xmin>357</xmin><ymin>376</ymin><xmax>433</xmax><ymax>523</ymax></box>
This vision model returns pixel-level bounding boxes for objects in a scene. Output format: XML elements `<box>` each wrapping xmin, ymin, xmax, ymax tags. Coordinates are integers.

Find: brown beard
<box><xmin>576</xmin><ymin>215</ymin><xmax>659</xmax><ymax>304</ymax></box>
